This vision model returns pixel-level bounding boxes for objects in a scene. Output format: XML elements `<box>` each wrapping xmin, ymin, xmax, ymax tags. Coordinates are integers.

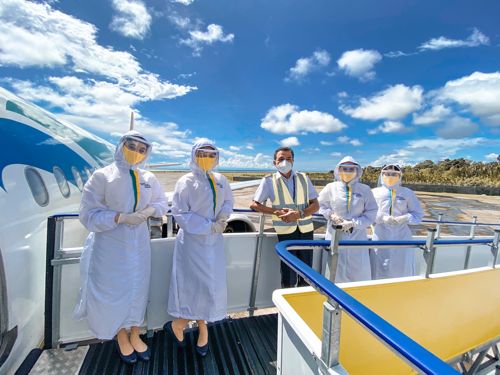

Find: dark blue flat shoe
<box><xmin>163</xmin><ymin>321</ymin><xmax>186</xmax><ymax>347</ymax></box>
<box><xmin>196</xmin><ymin>343</ymin><xmax>209</xmax><ymax>357</ymax></box>
<box><xmin>115</xmin><ymin>340</ymin><xmax>137</xmax><ymax>365</ymax></box>
<box><xmin>135</xmin><ymin>346</ymin><xmax>151</xmax><ymax>361</ymax></box>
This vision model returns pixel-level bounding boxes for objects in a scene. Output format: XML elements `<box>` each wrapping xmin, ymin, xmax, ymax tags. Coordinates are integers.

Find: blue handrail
<box><xmin>275</xmin><ymin>240</ymin><xmax>460</xmax><ymax>374</ymax></box>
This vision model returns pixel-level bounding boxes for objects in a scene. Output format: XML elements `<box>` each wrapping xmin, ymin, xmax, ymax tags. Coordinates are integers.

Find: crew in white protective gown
<box><xmin>165</xmin><ymin>139</ymin><xmax>234</xmax><ymax>357</ymax></box>
<box><xmin>371</xmin><ymin>164</ymin><xmax>424</xmax><ymax>279</ymax></box>
<box><xmin>318</xmin><ymin>156</ymin><xmax>378</xmax><ymax>282</ymax></box>
<box><xmin>75</xmin><ymin>131</ymin><xmax>168</xmax><ymax>364</ymax></box>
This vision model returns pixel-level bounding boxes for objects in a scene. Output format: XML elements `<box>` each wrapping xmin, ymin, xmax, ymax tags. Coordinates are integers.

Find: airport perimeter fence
<box><xmin>231</xmin><ymin>176</ymin><xmax>500</xmax><ymax>196</ymax></box>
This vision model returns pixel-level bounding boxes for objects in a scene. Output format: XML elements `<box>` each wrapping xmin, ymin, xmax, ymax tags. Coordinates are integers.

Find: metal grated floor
<box><xmin>79</xmin><ymin>314</ymin><xmax>277</xmax><ymax>375</ymax></box>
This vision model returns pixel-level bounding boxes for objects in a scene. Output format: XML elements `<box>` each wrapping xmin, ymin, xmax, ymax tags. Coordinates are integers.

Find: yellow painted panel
<box><xmin>284</xmin><ymin>268</ymin><xmax>500</xmax><ymax>375</ymax></box>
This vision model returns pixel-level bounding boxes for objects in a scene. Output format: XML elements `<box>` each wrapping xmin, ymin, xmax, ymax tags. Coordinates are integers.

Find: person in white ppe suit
<box><xmin>371</xmin><ymin>164</ymin><xmax>424</xmax><ymax>279</ymax></box>
<box><xmin>318</xmin><ymin>156</ymin><xmax>378</xmax><ymax>282</ymax></box>
<box><xmin>75</xmin><ymin>131</ymin><xmax>168</xmax><ymax>365</ymax></box>
<box><xmin>165</xmin><ymin>139</ymin><xmax>234</xmax><ymax>357</ymax></box>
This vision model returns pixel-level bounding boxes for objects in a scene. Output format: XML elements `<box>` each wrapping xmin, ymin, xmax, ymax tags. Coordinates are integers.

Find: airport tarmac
<box><xmin>153</xmin><ymin>171</ymin><xmax>500</xmax><ymax>236</ymax></box>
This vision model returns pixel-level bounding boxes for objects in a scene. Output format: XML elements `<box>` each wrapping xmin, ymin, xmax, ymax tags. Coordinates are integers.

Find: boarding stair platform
<box><xmin>12</xmin><ymin>212</ymin><xmax>500</xmax><ymax>374</ymax></box>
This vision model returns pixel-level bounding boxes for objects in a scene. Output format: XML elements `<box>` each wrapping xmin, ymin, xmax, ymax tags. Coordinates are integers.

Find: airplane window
<box><xmin>80</xmin><ymin>170</ymin><xmax>88</xmax><ymax>185</ymax></box>
<box><xmin>25</xmin><ymin>167</ymin><xmax>49</xmax><ymax>207</ymax></box>
<box><xmin>71</xmin><ymin>167</ymin><xmax>84</xmax><ymax>191</ymax></box>
<box><xmin>84</xmin><ymin>167</ymin><xmax>92</xmax><ymax>180</ymax></box>
<box><xmin>53</xmin><ymin>167</ymin><xmax>70</xmax><ymax>198</ymax></box>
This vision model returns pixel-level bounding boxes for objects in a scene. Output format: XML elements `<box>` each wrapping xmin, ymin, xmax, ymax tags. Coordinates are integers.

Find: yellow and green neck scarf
<box><xmin>206</xmin><ymin>172</ymin><xmax>218</xmax><ymax>214</ymax></box>
<box><xmin>345</xmin><ymin>185</ymin><xmax>352</xmax><ymax>212</ymax></box>
<box><xmin>389</xmin><ymin>188</ymin><xmax>396</xmax><ymax>215</ymax></box>
<box><xmin>129</xmin><ymin>169</ymin><xmax>141</xmax><ymax>212</ymax></box>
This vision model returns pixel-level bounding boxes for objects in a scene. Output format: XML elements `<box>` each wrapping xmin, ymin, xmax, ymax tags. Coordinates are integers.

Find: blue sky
<box><xmin>0</xmin><ymin>0</ymin><xmax>499</xmax><ymax>171</ymax></box>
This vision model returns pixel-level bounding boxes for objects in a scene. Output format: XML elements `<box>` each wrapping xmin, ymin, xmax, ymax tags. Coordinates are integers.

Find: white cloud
<box><xmin>181</xmin><ymin>23</ymin><xmax>234</xmax><ymax>56</ymax></box>
<box><xmin>385</xmin><ymin>50</ymin><xmax>417</xmax><ymax>58</ymax></box>
<box><xmin>218</xmin><ymin>149</ymin><xmax>272</xmax><ymax>169</ymax></box>
<box><xmin>0</xmin><ymin>0</ymin><xmax>195</xmax><ymax>100</ymax></box>
<box><xmin>338</xmin><ymin>136</ymin><xmax>362</xmax><ymax>146</ymax></box>
<box><xmin>171</xmin><ymin>0</ymin><xmax>194</xmax><ymax>4</ymax></box>
<box><xmin>419</xmin><ymin>28</ymin><xmax>489</xmax><ymax>51</ymax></box>
<box><xmin>436</xmin><ymin>117</ymin><xmax>479</xmax><ymax>139</ymax></box>
<box><xmin>341</xmin><ymin>84</ymin><xmax>423</xmax><ymax>120</ymax></box>
<box><xmin>110</xmin><ymin>0</ymin><xmax>152</xmax><ymax>40</ymax></box>
<box><xmin>287</xmin><ymin>49</ymin><xmax>330</xmax><ymax>81</ymax></box>
<box><xmin>229</xmin><ymin>145</ymin><xmax>240</xmax><ymax>151</ymax></box>
<box><xmin>485</xmin><ymin>153</ymin><xmax>499</xmax><ymax>162</ymax></box>
<box><xmin>279</xmin><ymin>136</ymin><xmax>300</xmax><ymax>147</ymax></box>
<box><xmin>245</xmin><ymin>143</ymin><xmax>254</xmax><ymax>150</ymax></box>
<box><xmin>337</xmin><ymin>49</ymin><xmax>382</xmax><ymax>81</ymax></box>
<box><xmin>6</xmin><ymin>77</ymin><xmax>195</xmax><ymax>158</ymax></box>
<box><xmin>320</xmin><ymin>141</ymin><xmax>334</xmax><ymax>146</ymax></box>
<box><xmin>438</xmin><ymin>71</ymin><xmax>500</xmax><ymax>126</ymax></box>
<box><xmin>413</xmin><ymin>104</ymin><xmax>451</xmax><ymax>125</ymax></box>
<box><xmin>371</xmin><ymin>137</ymin><xmax>487</xmax><ymax>166</ymax></box>
<box><xmin>168</xmin><ymin>14</ymin><xmax>192</xmax><ymax>30</ymax></box>
<box><xmin>330</xmin><ymin>152</ymin><xmax>342</xmax><ymax>157</ymax></box>
<box><xmin>368</xmin><ymin>121</ymin><xmax>408</xmax><ymax>135</ymax></box>
<box><xmin>261</xmin><ymin>104</ymin><xmax>346</xmax><ymax>134</ymax></box>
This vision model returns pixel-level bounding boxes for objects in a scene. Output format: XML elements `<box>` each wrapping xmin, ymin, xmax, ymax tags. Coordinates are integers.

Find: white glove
<box><xmin>341</xmin><ymin>220</ymin><xmax>354</xmax><ymax>233</ymax></box>
<box><xmin>329</xmin><ymin>213</ymin><xmax>344</xmax><ymax>224</ymax></box>
<box><xmin>138</xmin><ymin>206</ymin><xmax>156</xmax><ymax>218</ymax></box>
<box><xmin>217</xmin><ymin>212</ymin><xmax>231</xmax><ymax>221</ymax></box>
<box><xmin>381</xmin><ymin>215</ymin><xmax>398</xmax><ymax>225</ymax></box>
<box><xmin>212</xmin><ymin>219</ymin><xmax>227</xmax><ymax>233</ymax></box>
<box><xmin>393</xmin><ymin>215</ymin><xmax>410</xmax><ymax>225</ymax></box>
<box><xmin>117</xmin><ymin>212</ymin><xmax>148</xmax><ymax>226</ymax></box>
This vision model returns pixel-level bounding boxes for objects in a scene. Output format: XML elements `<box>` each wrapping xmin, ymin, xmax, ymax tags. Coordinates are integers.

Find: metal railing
<box><xmin>275</xmin><ymin>228</ymin><xmax>500</xmax><ymax>375</ymax></box>
<box><xmin>45</xmin><ymin>210</ymin><xmax>499</xmax><ymax>348</ymax></box>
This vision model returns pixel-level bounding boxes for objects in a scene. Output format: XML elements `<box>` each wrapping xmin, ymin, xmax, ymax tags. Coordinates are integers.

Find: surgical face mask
<box><xmin>382</xmin><ymin>174</ymin><xmax>400</xmax><ymax>187</ymax></box>
<box><xmin>123</xmin><ymin>143</ymin><xmax>147</xmax><ymax>165</ymax></box>
<box><xmin>276</xmin><ymin>160</ymin><xmax>292</xmax><ymax>174</ymax></box>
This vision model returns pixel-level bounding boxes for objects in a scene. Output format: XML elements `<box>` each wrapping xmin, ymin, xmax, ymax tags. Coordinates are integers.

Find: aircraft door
<box><xmin>0</xmin><ymin>248</ymin><xmax>17</xmax><ymax>367</ymax></box>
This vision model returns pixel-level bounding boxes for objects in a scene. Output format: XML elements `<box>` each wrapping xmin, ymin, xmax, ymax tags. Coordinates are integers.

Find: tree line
<box><xmin>316</xmin><ymin>158</ymin><xmax>500</xmax><ymax>187</ymax></box>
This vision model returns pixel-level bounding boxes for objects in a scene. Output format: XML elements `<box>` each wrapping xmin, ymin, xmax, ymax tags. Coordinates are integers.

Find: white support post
<box><xmin>319</xmin><ymin>299</ymin><xmax>342</xmax><ymax>374</ymax></box>
<box><xmin>435</xmin><ymin>214</ymin><xmax>443</xmax><ymax>239</ymax></box>
<box><xmin>491</xmin><ymin>230</ymin><xmax>500</xmax><ymax>268</ymax></box>
<box><xmin>248</xmin><ymin>213</ymin><xmax>266</xmax><ymax>316</ymax></box>
<box><xmin>424</xmin><ymin>228</ymin><xmax>437</xmax><ymax>278</ymax></box>
<box><xmin>325</xmin><ymin>225</ymin><xmax>342</xmax><ymax>283</ymax></box>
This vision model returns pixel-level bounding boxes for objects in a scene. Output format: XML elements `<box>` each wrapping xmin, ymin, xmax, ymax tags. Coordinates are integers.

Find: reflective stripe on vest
<box><xmin>271</xmin><ymin>172</ymin><xmax>314</xmax><ymax>234</ymax></box>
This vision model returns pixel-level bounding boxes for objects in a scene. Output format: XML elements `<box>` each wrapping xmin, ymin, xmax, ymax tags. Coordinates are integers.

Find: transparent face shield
<box><xmin>195</xmin><ymin>148</ymin><xmax>219</xmax><ymax>172</ymax></box>
<box><xmin>381</xmin><ymin>170</ymin><xmax>401</xmax><ymax>187</ymax></box>
<box><xmin>122</xmin><ymin>138</ymin><xmax>150</xmax><ymax>165</ymax></box>
<box><xmin>338</xmin><ymin>165</ymin><xmax>358</xmax><ymax>183</ymax></box>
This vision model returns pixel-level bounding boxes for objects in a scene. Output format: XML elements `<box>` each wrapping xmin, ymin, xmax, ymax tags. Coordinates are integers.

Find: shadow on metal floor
<box><xmin>79</xmin><ymin>314</ymin><xmax>277</xmax><ymax>375</ymax></box>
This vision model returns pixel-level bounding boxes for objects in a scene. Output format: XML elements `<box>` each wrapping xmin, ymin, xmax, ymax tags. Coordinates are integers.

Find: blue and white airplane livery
<box><xmin>0</xmin><ymin>87</ymin><xmax>115</xmax><ymax>373</ymax></box>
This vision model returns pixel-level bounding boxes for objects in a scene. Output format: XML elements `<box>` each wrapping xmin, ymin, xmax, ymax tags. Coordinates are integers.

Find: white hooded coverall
<box><xmin>318</xmin><ymin>156</ymin><xmax>378</xmax><ymax>282</ymax></box>
<box><xmin>371</xmin><ymin>167</ymin><xmax>424</xmax><ymax>279</ymax></box>
<box><xmin>167</xmin><ymin>140</ymin><xmax>234</xmax><ymax>322</ymax></box>
<box><xmin>74</xmin><ymin>131</ymin><xmax>168</xmax><ymax>339</ymax></box>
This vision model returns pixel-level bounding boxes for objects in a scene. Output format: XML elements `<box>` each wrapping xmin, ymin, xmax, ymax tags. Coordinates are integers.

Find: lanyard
<box><xmin>207</xmin><ymin>172</ymin><xmax>218</xmax><ymax>214</ymax></box>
